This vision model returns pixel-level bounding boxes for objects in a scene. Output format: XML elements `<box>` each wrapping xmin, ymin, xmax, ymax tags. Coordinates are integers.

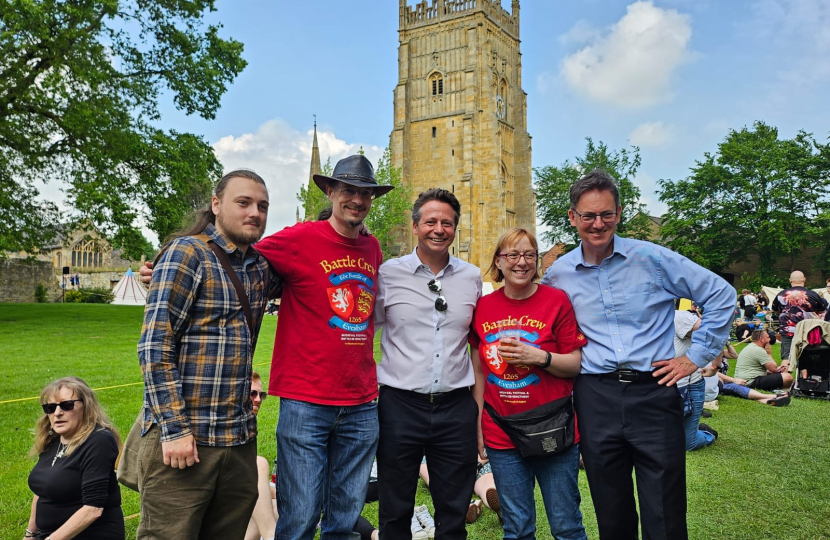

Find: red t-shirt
<box><xmin>255</xmin><ymin>220</ymin><xmax>382</xmax><ymax>406</ymax></box>
<box><xmin>470</xmin><ymin>285</ymin><xmax>586</xmax><ymax>450</ymax></box>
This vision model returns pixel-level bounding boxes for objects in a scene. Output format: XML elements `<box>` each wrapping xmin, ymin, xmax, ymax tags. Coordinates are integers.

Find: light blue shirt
<box><xmin>542</xmin><ymin>235</ymin><xmax>735</xmax><ymax>374</ymax></box>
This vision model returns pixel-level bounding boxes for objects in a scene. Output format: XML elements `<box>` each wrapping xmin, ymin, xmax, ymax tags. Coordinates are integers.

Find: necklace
<box><xmin>52</xmin><ymin>442</ymin><xmax>68</xmax><ymax>466</ymax></box>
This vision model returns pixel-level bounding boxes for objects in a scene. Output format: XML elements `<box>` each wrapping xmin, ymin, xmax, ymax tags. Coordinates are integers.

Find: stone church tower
<box><xmin>390</xmin><ymin>0</ymin><xmax>535</xmax><ymax>273</ymax></box>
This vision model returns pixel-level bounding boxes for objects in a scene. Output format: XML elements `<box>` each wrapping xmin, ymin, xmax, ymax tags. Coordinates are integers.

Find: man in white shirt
<box><xmin>374</xmin><ymin>188</ymin><xmax>482</xmax><ymax>540</ymax></box>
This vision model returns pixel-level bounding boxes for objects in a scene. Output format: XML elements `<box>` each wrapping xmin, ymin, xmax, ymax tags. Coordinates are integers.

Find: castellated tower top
<box><xmin>399</xmin><ymin>0</ymin><xmax>519</xmax><ymax>38</ymax></box>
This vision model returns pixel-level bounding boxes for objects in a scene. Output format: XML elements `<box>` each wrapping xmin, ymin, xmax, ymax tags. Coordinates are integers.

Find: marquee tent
<box><xmin>111</xmin><ymin>268</ymin><xmax>148</xmax><ymax>305</ymax></box>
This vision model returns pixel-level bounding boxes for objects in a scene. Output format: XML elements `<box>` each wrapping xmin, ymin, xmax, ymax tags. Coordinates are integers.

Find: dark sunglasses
<box><xmin>427</xmin><ymin>278</ymin><xmax>448</xmax><ymax>312</ymax></box>
<box><xmin>41</xmin><ymin>399</ymin><xmax>83</xmax><ymax>415</ymax></box>
<box><xmin>250</xmin><ymin>390</ymin><xmax>267</xmax><ymax>400</ymax></box>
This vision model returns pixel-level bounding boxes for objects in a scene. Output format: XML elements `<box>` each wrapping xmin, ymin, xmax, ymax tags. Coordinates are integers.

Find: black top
<box><xmin>28</xmin><ymin>427</ymin><xmax>124</xmax><ymax>539</ymax></box>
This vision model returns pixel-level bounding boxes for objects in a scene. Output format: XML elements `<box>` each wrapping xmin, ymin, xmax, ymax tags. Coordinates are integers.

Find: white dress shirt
<box><xmin>375</xmin><ymin>248</ymin><xmax>482</xmax><ymax>393</ymax></box>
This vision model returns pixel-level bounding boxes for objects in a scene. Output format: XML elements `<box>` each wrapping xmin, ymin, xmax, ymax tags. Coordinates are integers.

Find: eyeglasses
<box><xmin>497</xmin><ymin>251</ymin><xmax>538</xmax><ymax>263</ymax></box>
<box><xmin>337</xmin><ymin>187</ymin><xmax>376</xmax><ymax>200</ymax></box>
<box><xmin>41</xmin><ymin>400</ymin><xmax>83</xmax><ymax>415</ymax></box>
<box><xmin>250</xmin><ymin>390</ymin><xmax>267</xmax><ymax>401</ymax></box>
<box><xmin>428</xmin><ymin>278</ymin><xmax>448</xmax><ymax>312</ymax></box>
<box><xmin>572</xmin><ymin>210</ymin><xmax>617</xmax><ymax>224</ymax></box>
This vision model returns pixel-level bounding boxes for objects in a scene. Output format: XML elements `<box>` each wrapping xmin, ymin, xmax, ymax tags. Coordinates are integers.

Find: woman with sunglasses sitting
<box><xmin>469</xmin><ymin>228</ymin><xmax>588</xmax><ymax>540</ymax></box>
<box><xmin>25</xmin><ymin>377</ymin><xmax>124</xmax><ymax>540</ymax></box>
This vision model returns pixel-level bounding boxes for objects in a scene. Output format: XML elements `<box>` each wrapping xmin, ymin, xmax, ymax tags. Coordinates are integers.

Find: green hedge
<box><xmin>64</xmin><ymin>287</ymin><xmax>114</xmax><ymax>304</ymax></box>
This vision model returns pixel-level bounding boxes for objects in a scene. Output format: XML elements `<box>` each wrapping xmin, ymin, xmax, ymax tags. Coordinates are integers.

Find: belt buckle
<box><xmin>430</xmin><ymin>393</ymin><xmax>435</xmax><ymax>403</ymax></box>
<box><xmin>617</xmin><ymin>369</ymin><xmax>636</xmax><ymax>383</ymax></box>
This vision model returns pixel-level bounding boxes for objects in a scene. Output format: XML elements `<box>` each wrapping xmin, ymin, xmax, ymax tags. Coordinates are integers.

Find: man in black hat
<box><xmin>255</xmin><ymin>154</ymin><xmax>393</xmax><ymax>540</ymax></box>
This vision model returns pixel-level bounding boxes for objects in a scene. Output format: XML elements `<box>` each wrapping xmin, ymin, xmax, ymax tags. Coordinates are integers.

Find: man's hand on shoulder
<box><xmin>651</xmin><ymin>355</ymin><xmax>698</xmax><ymax>386</ymax></box>
<box><xmin>162</xmin><ymin>434</ymin><xmax>199</xmax><ymax>469</ymax></box>
<box><xmin>139</xmin><ymin>261</ymin><xmax>153</xmax><ymax>285</ymax></box>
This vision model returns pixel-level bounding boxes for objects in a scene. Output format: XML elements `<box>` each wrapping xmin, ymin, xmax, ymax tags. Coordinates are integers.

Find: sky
<box><xmin>45</xmin><ymin>0</ymin><xmax>830</xmax><ymax>246</ymax></box>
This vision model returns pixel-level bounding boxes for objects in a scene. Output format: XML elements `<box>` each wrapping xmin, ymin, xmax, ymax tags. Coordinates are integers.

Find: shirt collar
<box><xmin>406</xmin><ymin>246</ymin><xmax>455</xmax><ymax>276</ymax></box>
<box><xmin>206</xmin><ymin>224</ymin><xmax>261</xmax><ymax>264</ymax></box>
<box><xmin>574</xmin><ymin>234</ymin><xmax>627</xmax><ymax>268</ymax></box>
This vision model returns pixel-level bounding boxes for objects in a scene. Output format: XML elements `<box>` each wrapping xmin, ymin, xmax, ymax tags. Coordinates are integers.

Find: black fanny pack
<box><xmin>484</xmin><ymin>395</ymin><xmax>575</xmax><ymax>459</ymax></box>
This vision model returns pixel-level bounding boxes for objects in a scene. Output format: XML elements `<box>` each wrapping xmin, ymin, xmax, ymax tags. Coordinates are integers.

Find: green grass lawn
<box><xmin>2</xmin><ymin>303</ymin><xmax>830</xmax><ymax>539</ymax></box>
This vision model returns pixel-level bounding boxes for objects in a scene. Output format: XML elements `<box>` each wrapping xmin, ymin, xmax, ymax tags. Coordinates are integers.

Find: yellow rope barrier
<box><xmin>0</xmin><ymin>363</ymin><xmax>273</xmax><ymax>405</ymax></box>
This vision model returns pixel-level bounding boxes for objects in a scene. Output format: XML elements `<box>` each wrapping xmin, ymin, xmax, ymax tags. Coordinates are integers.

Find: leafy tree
<box><xmin>658</xmin><ymin>121</ymin><xmax>830</xmax><ymax>282</ymax></box>
<box><xmin>297</xmin><ymin>158</ymin><xmax>333</xmax><ymax>221</ymax></box>
<box><xmin>0</xmin><ymin>0</ymin><xmax>247</xmax><ymax>258</ymax></box>
<box><xmin>534</xmin><ymin>138</ymin><xmax>651</xmax><ymax>246</ymax></box>
<box><xmin>364</xmin><ymin>147</ymin><xmax>411</xmax><ymax>259</ymax></box>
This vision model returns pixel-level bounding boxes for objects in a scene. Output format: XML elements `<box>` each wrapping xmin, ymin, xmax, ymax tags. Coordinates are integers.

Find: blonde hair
<box><xmin>487</xmin><ymin>227</ymin><xmax>541</xmax><ymax>283</ymax></box>
<box><xmin>31</xmin><ymin>377</ymin><xmax>121</xmax><ymax>458</ymax></box>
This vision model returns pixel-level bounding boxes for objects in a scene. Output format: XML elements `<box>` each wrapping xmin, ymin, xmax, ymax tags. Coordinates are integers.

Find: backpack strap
<box><xmin>155</xmin><ymin>233</ymin><xmax>257</xmax><ymax>348</ymax></box>
<box><xmin>193</xmin><ymin>234</ymin><xmax>255</xmax><ymax>343</ymax></box>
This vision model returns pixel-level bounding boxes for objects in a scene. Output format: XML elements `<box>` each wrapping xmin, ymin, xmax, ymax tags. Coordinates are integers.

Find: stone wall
<box><xmin>0</xmin><ymin>259</ymin><xmax>62</xmax><ymax>303</ymax></box>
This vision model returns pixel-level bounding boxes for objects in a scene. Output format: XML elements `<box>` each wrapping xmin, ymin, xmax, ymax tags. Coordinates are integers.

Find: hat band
<box><xmin>333</xmin><ymin>173</ymin><xmax>376</xmax><ymax>184</ymax></box>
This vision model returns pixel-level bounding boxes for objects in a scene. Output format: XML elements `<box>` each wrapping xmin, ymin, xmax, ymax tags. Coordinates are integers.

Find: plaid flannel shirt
<box><xmin>137</xmin><ymin>224</ymin><xmax>272</xmax><ymax>446</ymax></box>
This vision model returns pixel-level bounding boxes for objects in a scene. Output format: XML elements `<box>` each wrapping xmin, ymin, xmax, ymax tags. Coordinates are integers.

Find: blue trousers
<box><xmin>275</xmin><ymin>398</ymin><xmax>378</xmax><ymax>540</ymax></box>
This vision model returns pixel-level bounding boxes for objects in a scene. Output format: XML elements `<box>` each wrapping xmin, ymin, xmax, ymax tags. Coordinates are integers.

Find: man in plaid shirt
<box><xmin>136</xmin><ymin>170</ymin><xmax>277</xmax><ymax>539</ymax></box>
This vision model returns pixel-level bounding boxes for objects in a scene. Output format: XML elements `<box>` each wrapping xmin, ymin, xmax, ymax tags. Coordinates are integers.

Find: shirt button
<box><xmin>613</xmin><ymin>332</ymin><xmax>618</xmax><ymax>335</ymax></box>
<box><xmin>607</xmin><ymin>310</ymin><xmax>612</xmax><ymax>314</ymax></box>
<box><xmin>436</xmin><ymin>354</ymin><xmax>439</xmax><ymax>357</ymax></box>
<box><xmin>434</xmin><ymin>380</ymin><xmax>438</xmax><ymax>383</ymax></box>
<box><xmin>604</xmin><ymin>289</ymin><xmax>608</xmax><ymax>293</ymax></box>
<box><xmin>617</xmin><ymin>349</ymin><xmax>622</xmax><ymax>352</ymax></box>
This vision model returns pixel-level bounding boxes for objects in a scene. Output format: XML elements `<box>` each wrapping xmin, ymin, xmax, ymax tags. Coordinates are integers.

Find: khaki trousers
<box><xmin>136</xmin><ymin>424</ymin><xmax>258</xmax><ymax>540</ymax></box>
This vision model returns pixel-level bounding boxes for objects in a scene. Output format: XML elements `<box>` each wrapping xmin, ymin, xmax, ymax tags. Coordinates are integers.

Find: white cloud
<box><xmin>629</xmin><ymin>121</ymin><xmax>675</xmax><ymax>148</ymax></box>
<box><xmin>558</xmin><ymin>20</ymin><xmax>601</xmax><ymax>45</ymax></box>
<box><xmin>559</xmin><ymin>1</ymin><xmax>693</xmax><ymax>108</ymax></box>
<box><xmin>212</xmin><ymin>119</ymin><xmax>382</xmax><ymax>237</ymax></box>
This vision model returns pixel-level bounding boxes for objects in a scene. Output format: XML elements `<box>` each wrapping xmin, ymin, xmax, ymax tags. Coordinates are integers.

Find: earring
<box><xmin>48</xmin><ymin>429</ymin><xmax>54</xmax><ymax>436</ymax></box>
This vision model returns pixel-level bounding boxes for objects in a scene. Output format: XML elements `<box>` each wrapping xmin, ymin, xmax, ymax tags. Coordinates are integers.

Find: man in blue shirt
<box><xmin>542</xmin><ymin>170</ymin><xmax>735</xmax><ymax>540</ymax></box>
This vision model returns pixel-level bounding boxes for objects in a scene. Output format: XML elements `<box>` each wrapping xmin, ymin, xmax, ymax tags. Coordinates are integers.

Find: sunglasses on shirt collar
<box><xmin>428</xmin><ymin>278</ymin><xmax>448</xmax><ymax>312</ymax></box>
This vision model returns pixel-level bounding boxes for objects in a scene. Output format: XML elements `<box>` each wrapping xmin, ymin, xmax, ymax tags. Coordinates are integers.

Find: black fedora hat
<box><xmin>313</xmin><ymin>155</ymin><xmax>395</xmax><ymax>198</ymax></box>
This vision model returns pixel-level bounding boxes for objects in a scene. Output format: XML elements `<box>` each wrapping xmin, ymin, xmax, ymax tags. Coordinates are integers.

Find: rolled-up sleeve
<box><xmin>658</xmin><ymin>247</ymin><xmax>736</xmax><ymax>367</ymax></box>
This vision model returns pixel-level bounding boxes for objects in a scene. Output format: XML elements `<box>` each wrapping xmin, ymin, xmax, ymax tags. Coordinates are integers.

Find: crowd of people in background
<box><xmin>24</xmin><ymin>160</ymin><xmax>830</xmax><ymax>540</ymax></box>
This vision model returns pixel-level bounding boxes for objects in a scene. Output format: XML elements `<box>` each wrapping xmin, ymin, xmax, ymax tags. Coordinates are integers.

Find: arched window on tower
<box><xmin>430</xmin><ymin>73</ymin><xmax>444</xmax><ymax>97</ymax></box>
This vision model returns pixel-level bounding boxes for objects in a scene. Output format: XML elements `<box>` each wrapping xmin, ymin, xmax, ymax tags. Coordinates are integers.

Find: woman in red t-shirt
<box><xmin>470</xmin><ymin>228</ymin><xmax>588</xmax><ymax>540</ymax></box>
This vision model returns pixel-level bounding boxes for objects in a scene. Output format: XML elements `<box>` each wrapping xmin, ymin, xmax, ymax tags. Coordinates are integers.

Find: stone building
<box><xmin>390</xmin><ymin>0</ymin><xmax>535</xmax><ymax>271</ymax></box>
<box><xmin>1</xmin><ymin>225</ymin><xmax>139</xmax><ymax>302</ymax></box>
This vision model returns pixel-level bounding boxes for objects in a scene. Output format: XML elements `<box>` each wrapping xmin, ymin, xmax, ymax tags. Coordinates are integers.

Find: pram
<box><xmin>791</xmin><ymin>319</ymin><xmax>830</xmax><ymax>400</ymax></box>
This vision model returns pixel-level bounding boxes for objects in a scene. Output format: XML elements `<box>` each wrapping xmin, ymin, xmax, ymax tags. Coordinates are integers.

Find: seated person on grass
<box><xmin>709</xmin><ymin>357</ymin><xmax>791</xmax><ymax>407</ymax></box>
<box><xmin>734</xmin><ymin>330</ymin><xmax>794</xmax><ymax>392</ymax></box>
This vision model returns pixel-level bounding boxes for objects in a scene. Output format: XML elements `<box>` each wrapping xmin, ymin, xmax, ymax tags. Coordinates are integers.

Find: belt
<box><xmin>596</xmin><ymin>369</ymin><xmax>658</xmax><ymax>384</ymax></box>
<box><xmin>399</xmin><ymin>387</ymin><xmax>469</xmax><ymax>403</ymax></box>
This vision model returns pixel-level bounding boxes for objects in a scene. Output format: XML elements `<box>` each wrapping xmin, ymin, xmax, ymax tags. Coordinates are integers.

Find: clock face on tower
<box><xmin>496</xmin><ymin>95</ymin><xmax>506</xmax><ymax>120</ymax></box>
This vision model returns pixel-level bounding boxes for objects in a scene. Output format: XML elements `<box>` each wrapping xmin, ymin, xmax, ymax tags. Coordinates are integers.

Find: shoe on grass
<box><xmin>411</xmin><ymin>510</ymin><xmax>429</xmax><ymax>539</ymax></box>
<box><xmin>414</xmin><ymin>505</ymin><xmax>435</xmax><ymax>538</ymax></box>
<box><xmin>698</xmin><ymin>422</ymin><xmax>718</xmax><ymax>440</ymax></box>
<box><xmin>466</xmin><ymin>499</ymin><xmax>482</xmax><ymax>524</ymax></box>
<box><xmin>701</xmin><ymin>410</ymin><xmax>712</xmax><ymax>418</ymax></box>
<box><xmin>485</xmin><ymin>487</ymin><xmax>503</xmax><ymax>525</ymax></box>
<box><xmin>767</xmin><ymin>393</ymin><xmax>791</xmax><ymax>407</ymax></box>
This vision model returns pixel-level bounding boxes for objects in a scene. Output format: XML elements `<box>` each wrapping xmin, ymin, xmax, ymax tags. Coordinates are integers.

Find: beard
<box><xmin>216</xmin><ymin>213</ymin><xmax>265</xmax><ymax>246</ymax></box>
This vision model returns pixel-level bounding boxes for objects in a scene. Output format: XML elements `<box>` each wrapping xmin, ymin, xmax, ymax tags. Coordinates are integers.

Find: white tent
<box><xmin>111</xmin><ymin>268</ymin><xmax>148</xmax><ymax>305</ymax></box>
